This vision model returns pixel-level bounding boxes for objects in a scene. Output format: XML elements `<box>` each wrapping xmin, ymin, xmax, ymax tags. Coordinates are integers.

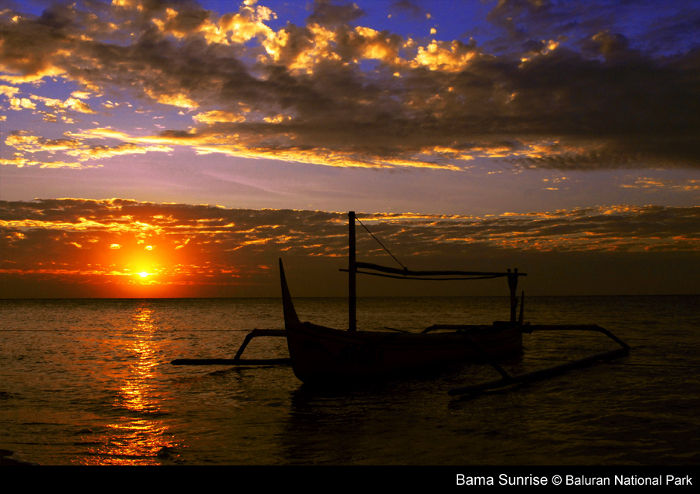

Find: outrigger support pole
<box><xmin>448</xmin><ymin>324</ymin><xmax>630</xmax><ymax>396</ymax></box>
<box><xmin>518</xmin><ymin>291</ymin><xmax>525</xmax><ymax>325</ymax></box>
<box><xmin>170</xmin><ymin>328</ymin><xmax>290</xmax><ymax>366</ymax></box>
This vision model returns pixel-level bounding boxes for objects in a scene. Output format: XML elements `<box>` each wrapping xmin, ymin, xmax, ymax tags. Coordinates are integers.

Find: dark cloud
<box><xmin>1</xmin><ymin>1</ymin><xmax>700</xmax><ymax>171</ymax></box>
<box><xmin>486</xmin><ymin>0</ymin><xmax>554</xmax><ymax>43</ymax></box>
<box><xmin>389</xmin><ymin>1</ymin><xmax>425</xmax><ymax>19</ymax></box>
<box><xmin>583</xmin><ymin>30</ymin><xmax>630</xmax><ymax>58</ymax></box>
<box><xmin>306</xmin><ymin>0</ymin><xmax>366</xmax><ymax>26</ymax></box>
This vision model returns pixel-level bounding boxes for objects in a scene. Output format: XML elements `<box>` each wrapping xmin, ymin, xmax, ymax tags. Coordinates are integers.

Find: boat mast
<box><xmin>508</xmin><ymin>268</ymin><xmax>518</xmax><ymax>323</ymax></box>
<box><xmin>349</xmin><ymin>211</ymin><xmax>357</xmax><ymax>331</ymax></box>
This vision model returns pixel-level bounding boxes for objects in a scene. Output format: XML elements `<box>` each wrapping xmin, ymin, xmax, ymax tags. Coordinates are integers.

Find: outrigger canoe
<box><xmin>279</xmin><ymin>211</ymin><xmax>527</xmax><ymax>384</ymax></box>
<box><xmin>173</xmin><ymin>211</ymin><xmax>630</xmax><ymax>394</ymax></box>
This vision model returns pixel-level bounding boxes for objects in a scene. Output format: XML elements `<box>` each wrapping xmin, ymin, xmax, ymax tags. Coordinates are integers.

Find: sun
<box><xmin>138</xmin><ymin>271</ymin><xmax>149</xmax><ymax>278</ymax></box>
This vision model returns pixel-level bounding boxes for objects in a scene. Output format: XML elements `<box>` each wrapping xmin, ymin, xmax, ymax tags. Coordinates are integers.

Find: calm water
<box><xmin>1</xmin><ymin>295</ymin><xmax>699</xmax><ymax>466</ymax></box>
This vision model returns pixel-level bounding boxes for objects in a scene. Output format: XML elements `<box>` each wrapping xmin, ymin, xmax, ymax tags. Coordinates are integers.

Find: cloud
<box><xmin>2</xmin><ymin>198</ymin><xmax>697</xmax><ymax>264</ymax></box>
<box><xmin>1</xmin><ymin>1</ymin><xmax>699</xmax><ymax>171</ymax></box>
<box><xmin>619</xmin><ymin>177</ymin><xmax>700</xmax><ymax>191</ymax></box>
<box><xmin>486</xmin><ymin>0</ymin><xmax>555</xmax><ymax>43</ymax></box>
<box><xmin>306</xmin><ymin>0</ymin><xmax>366</xmax><ymax>27</ymax></box>
<box><xmin>2</xmin><ymin>199</ymin><xmax>698</xmax><ymax>297</ymax></box>
<box><xmin>0</xmin><ymin>156</ymin><xmax>93</xmax><ymax>169</ymax></box>
<box><xmin>32</xmin><ymin>95</ymin><xmax>97</xmax><ymax>113</ymax></box>
<box><xmin>9</xmin><ymin>97</ymin><xmax>36</xmax><ymax>110</ymax></box>
<box><xmin>3</xmin><ymin>130</ymin><xmax>173</xmax><ymax>163</ymax></box>
<box><xmin>0</xmin><ymin>84</ymin><xmax>20</xmax><ymax>98</ymax></box>
<box><xmin>389</xmin><ymin>1</ymin><xmax>426</xmax><ymax>20</ymax></box>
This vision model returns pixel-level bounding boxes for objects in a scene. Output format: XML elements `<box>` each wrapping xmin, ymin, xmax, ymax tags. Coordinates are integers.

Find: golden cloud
<box><xmin>2</xmin><ymin>199</ymin><xmax>699</xmax><ymax>297</ymax></box>
<box><xmin>1</xmin><ymin>1</ymin><xmax>699</xmax><ymax>172</ymax></box>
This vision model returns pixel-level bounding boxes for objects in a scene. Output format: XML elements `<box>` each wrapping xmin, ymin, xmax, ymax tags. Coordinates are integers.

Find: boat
<box><xmin>173</xmin><ymin>211</ymin><xmax>630</xmax><ymax>395</ymax></box>
<box><xmin>279</xmin><ymin>211</ymin><xmax>528</xmax><ymax>384</ymax></box>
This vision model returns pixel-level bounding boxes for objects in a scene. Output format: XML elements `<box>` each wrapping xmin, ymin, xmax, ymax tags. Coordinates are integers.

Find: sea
<box><xmin>1</xmin><ymin>295</ymin><xmax>699</xmax><ymax>473</ymax></box>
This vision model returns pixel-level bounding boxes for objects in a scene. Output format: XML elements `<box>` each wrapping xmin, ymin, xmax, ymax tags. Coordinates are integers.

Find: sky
<box><xmin>1</xmin><ymin>0</ymin><xmax>699</xmax><ymax>298</ymax></box>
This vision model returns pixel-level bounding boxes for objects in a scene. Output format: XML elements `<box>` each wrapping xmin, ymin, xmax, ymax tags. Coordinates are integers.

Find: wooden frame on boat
<box><xmin>279</xmin><ymin>211</ymin><xmax>529</xmax><ymax>384</ymax></box>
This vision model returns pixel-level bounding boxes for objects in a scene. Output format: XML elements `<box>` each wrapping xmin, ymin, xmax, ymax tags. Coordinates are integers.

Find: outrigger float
<box><xmin>172</xmin><ymin>212</ymin><xmax>630</xmax><ymax>396</ymax></box>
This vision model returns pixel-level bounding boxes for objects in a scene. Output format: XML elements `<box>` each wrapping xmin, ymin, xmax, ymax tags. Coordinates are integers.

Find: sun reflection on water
<box><xmin>81</xmin><ymin>303</ymin><xmax>179</xmax><ymax>465</ymax></box>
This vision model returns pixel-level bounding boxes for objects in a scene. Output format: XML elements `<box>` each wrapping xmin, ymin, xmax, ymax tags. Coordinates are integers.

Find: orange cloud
<box><xmin>4</xmin><ymin>131</ymin><xmax>174</xmax><ymax>163</ymax></box>
<box><xmin>2</xmin><ymin>199</ymin><xmax>699</xmax><ymax>297</ymax></box>
<box><xmin>619</xmin><ymin>178</ymin><xmax>700</xmax><ymax>191</ymax></box>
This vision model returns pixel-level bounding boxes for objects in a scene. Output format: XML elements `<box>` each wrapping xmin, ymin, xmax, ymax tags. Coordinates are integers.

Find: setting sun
<box><xmin>138</xmin><ymin>272</ymin><xmax>149</xmax><ymax>278</ymax></box>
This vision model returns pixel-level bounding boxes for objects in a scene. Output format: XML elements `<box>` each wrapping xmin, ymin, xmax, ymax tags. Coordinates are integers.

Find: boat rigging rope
<box><xmin>355</xmin><ymin>216</ymin><xmax>408</xmax><ymax>271</ymax></box>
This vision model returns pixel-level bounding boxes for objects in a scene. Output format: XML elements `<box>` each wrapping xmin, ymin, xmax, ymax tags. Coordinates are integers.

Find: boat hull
<box><xmin>278</xmin><ymin>258</ymin><xmax>522</xmax><ymax>384</ymax></box>
<box><xmin>284</xmin><ymin>320</ymin><xmax>523</xmax><ymax>383</ymax></box>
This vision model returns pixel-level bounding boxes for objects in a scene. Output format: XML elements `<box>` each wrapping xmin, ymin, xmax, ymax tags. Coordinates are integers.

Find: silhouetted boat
<box><xmin>279</xmin><ymin>211</ymin><xmax>527</xmax><ymax>384</ymax></box>
<box><xmin>173</xmin><ymin>211</ymin><xmax>630</xmax><ymax>394</ymax></box>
